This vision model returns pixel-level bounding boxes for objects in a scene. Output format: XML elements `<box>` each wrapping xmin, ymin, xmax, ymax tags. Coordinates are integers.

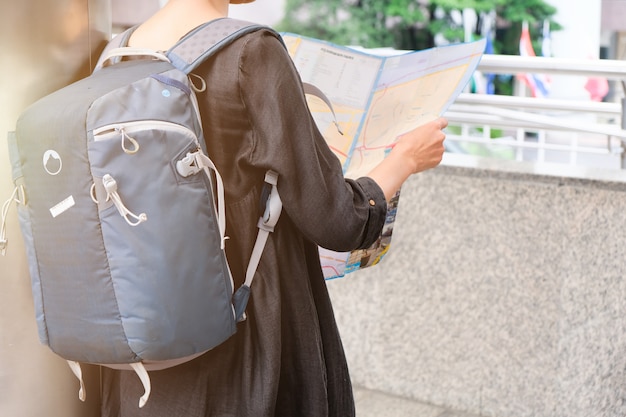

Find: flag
<box><xmin>584</xmin><ymin>50</ymin><xmax>609</xmax><ymax>101</ymax></box>
<box><xmin>585</xmin><ymin>76</ymin><xmax>609</xmax><ymax>101</ymax></box>
<box><xmin>483</xmin><ymin>15</ymin><xmax>496</xmax><ymax>94</ymax></box>
<box><xmin>517</xmin><ymin>21</ymin><xmax>550</xmax><ymax>98</ymax></box>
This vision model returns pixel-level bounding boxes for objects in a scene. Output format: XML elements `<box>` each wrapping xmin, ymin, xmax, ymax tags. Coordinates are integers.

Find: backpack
<box><xmin>3</xmin><ymin>18</ymin><xmax>282</xmax><ymax>408</ymax></box>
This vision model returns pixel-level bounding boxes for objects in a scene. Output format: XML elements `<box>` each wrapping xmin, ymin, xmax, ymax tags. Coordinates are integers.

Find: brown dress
<box><xmin>100</xmin><ymin>27</ymin><xmax>387</xmax><ymax>417</ymax></box>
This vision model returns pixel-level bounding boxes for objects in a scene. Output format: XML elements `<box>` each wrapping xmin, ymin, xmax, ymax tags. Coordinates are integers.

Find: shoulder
<box><xmin>191</xmin><ymin>24</ymin><xmax>293</xmax><ymax>88</ymax></box>
<box><xmin>235</xmin><ymin>27</ymin><xmax>291</xmax><ymax>69</ymax></box>
<box><xmin>237</xmin><ymin>25</ymin><xmax>285</xmax><ymax>48</ymax></box>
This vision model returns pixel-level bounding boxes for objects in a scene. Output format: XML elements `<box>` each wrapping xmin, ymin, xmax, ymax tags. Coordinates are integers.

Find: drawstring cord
<box><xmin>176</xmin><ymin>150</ymin><xmax>227</xmax><ymax>249</ymax></box>
<box><xmin>1</xmin><ymin>186</ymin><xmax>24</xmax><ymax>256</ymax></box>
<box><xmin>67</xmin><ymin>361</ymin><xmax>151</xmax><ymax>408</ymax></box>
<box><xmin>102</xmin><ymin>174</ymin><xmax>147</xmax><ymax>226</ymax></box>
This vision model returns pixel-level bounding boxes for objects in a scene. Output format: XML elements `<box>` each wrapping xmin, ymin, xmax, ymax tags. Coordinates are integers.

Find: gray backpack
<box><xmin>3</xmin><ymin>18</ymin><xmax>282</xmax><ymax>407</ymax></box>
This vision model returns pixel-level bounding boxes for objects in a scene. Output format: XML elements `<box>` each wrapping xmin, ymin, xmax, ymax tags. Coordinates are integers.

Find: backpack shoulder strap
<box><xmin>166</xmin><ymin>17</ymin><xmax>272</xmax><ymax>74</ymax></box>
<box><xmin>94</xmin><ymin>18</ymin><xmax>271</xmax><ymax>74</ymax></box>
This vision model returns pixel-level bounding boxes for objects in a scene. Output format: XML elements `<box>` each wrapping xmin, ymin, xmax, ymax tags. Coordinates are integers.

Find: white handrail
<box><xmin>478</xmin><ymin>54</ymin><xmax>626</xmax><ymax>80</ymax></box>
<box><xmin>454</xmin><ymin>93</ymin><xmax>621</xmax><ymax>117</ymax></box>
<box><xmin>447</xmin><ymin>54</ymin><xmax>626</xmax><ymax>168</ymax></box>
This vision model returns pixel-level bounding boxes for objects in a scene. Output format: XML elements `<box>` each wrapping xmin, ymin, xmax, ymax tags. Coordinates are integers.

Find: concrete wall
<box><xmin>329</xmin><ymin>153</ymin><xmax>626</xmax><ymax>417</ymax></box>
<box><xmin>0</xmin><ymin>1</ymin><xmax>110</xmax><ymax>416</ymax></box>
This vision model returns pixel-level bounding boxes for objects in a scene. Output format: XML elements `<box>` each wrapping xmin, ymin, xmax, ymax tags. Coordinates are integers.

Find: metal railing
<box><xmin>446</xmin><ymin>54</ymin><xmax>626</xmax><ymax>169</ymax></box>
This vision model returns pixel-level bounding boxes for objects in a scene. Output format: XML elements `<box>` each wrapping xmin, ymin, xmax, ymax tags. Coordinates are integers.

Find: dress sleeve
<box><xmin>237</xmin><ymin>30</ymin><xmax>387</xmax><ymax>251</ymax></box>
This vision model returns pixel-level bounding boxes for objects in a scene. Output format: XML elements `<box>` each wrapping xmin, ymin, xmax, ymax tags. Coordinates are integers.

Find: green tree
<box><xmin>277</xmin><ymin>0</ymin><xmax>558</xmax><ymax>53</ymax></box>
<box><xmin>277</xmin><ymin>0</ymin><xmax>428</xmax><ymax>49</ymax></box>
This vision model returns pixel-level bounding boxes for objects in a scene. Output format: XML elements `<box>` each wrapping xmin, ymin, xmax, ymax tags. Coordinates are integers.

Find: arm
<box><xmin>239</xmin><ymin>32</ymin><xmax>444</xmax><ymax>251</ymax></box>
<box><xmin>239</xmin><ymin>32</ymin><xmax>386</xmax><ymax>251</ymax></box>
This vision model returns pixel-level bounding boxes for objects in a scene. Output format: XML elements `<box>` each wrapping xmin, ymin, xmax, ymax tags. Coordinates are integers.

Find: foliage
<box><xmin>277</xmin><ymin>0</ymin><xmax>559</xmax><ymax>52</ymax></box>
<box><xmin>276</xmin><ymin>0</ymin><xmax>560</xmax><ymax>95</ymax></box>
<box><xmin>277</xmin><ymin>0</ymin><xmax>428</xmax><ymax>49</ymax></box>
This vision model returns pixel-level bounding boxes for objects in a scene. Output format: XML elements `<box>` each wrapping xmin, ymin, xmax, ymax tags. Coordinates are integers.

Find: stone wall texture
<box><xmin>329</xmin><ymin>154</ymin><xmax>626</xmax><ymax>417</ymax></box>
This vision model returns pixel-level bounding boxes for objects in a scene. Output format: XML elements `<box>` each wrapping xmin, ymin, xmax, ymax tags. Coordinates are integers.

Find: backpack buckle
<box><xmin>176</xmin><ymin>152</ymin><xmax>203</xmax><ymax>177</ymax></box>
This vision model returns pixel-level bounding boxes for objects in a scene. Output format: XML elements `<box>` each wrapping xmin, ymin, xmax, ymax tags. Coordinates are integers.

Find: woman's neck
<box><xmin>163</xmin><ymin>0</ymin><xmax>229</xmax><ymax>22</ymax></box>
<box><xmin>128</xmin><ymin>0</ymin><xmax>230</xmax><ymax>50</ymax></box>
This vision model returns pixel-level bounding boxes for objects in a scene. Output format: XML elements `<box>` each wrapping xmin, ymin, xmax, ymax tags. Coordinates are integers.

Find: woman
<box><xmin>101</xmin><ymin>0</ymin><xmax>447</xmax><ymax>416</ymax></box>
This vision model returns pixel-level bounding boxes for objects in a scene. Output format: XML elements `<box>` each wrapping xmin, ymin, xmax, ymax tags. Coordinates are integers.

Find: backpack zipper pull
<box><xmin>118</xmin><ymin>126</ymin><xmax>140</xmax><ymax>154</ymax></box>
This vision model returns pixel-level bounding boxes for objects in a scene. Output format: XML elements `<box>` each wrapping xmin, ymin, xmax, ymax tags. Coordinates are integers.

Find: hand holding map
<box><xmin>281</xmin><ymin>32</ymin><xmax>486</xmax><ymax>279</ymax></box>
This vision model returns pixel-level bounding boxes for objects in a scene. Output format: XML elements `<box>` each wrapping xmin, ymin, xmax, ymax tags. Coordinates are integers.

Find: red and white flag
<box><xmin>517</xmin><ymin>21</ymin><xmax>551</xmax><ymax>98</ymax></box>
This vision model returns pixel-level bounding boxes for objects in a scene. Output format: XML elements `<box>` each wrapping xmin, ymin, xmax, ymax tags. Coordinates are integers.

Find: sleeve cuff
<box><xmin>355</xmin><ymin>176</ymin><xmax>388</xmax><ymax>249</ymax></box>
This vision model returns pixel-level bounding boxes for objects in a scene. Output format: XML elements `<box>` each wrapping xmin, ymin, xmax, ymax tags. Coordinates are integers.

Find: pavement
<box><xmin>353</xmin><ymin>387</ymin><xmax>481</xmax><ymax>417</ymax></box>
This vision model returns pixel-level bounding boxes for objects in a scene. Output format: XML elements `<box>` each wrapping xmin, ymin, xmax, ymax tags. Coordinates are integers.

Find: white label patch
<box><xmin>50</xmin><ymin>195</ymin><xmax>75</xmax><ymax>218</ymax></box>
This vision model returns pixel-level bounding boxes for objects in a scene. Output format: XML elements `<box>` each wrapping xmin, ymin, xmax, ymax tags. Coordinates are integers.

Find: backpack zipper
<box><xmin>93</xmin><ymin>121</ymin><xmax>200</xmax><ymax>154</ymax></box>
